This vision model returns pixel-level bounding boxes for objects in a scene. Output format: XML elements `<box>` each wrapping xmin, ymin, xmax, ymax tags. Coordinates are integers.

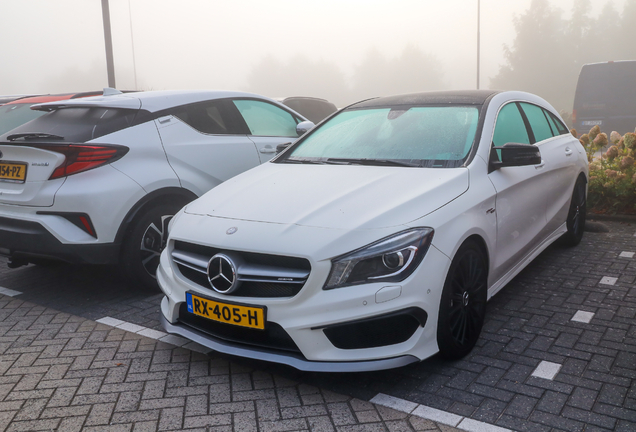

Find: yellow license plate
<box><xmin>0</xmin><ymin>162</ymin><xmax>27</xmax><ymax>182</ymax></box>
<box><xmin>186</xmin><ymin>293</ymin><xmax>266</xmax><ymax>330</ymax></box>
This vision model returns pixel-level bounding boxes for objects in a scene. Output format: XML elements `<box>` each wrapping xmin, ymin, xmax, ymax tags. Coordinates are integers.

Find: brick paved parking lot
<box><xmin>0</xmin><ymin>297</ymin><xmax>456</xmax><ymax>432</ymax></box>
<box><xmin>0</xmin><ymin>218</ymin><xmax>635</xmax><ymax>431</ymax></box>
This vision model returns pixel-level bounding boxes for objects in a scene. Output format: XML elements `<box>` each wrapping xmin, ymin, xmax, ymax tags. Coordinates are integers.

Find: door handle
<box><xmin>565</xmin><ymin>147</ymin><xmax>573</xmax><ymax>156</ymax></box>
<box><xmin>260</xmin><ymin>147</ymin><xmax>276</xmax><ymax>154</ymax></box>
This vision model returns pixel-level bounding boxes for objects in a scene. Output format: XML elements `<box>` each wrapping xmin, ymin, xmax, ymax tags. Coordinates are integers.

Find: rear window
<box><xmin>0</xmin><ymin>103</ymin><xmax>46</xmax><ymax>135</ymax></box>
<box><xmin>0</xmin><ymin>107</ymin><xmax>139</xmax><ymax>143</ymax></box>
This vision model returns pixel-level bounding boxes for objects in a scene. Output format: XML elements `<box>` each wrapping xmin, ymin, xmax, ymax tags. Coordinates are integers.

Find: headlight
<box><xmin>324</xmin><ymin>228</ymin><xmax>434</xmax><ymax>290</ymax></box>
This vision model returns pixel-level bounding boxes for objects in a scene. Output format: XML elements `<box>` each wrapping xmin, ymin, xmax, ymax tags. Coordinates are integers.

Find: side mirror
<box><xmin>491</xmin><ymin>143</ymin><xmax>541</xmax><ymax>170</ymax></box>
<box><xmin>296</xmin><ymin>120</ymin><xmax>315</xmax><ymax>136</ymax></box>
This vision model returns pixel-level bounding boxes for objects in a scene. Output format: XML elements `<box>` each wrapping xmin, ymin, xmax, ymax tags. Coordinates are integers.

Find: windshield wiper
<box><xmin>280</xmin><ymin>158</ymin><xmax>327</xmax><ymax>165</ymax></box>
<box><xmin>7</xmin><ymin>133</ymin><xmax>64</xmax><ymax>141</ymax></box>
<box><xmin>325</xmin><ymin>158</ymin><xmax>421</xmax><ymax>167</ymax></box>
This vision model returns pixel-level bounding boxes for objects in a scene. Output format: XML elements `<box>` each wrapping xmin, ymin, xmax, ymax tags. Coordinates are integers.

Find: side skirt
<box><xmin>487</xmin><ymin>223</ymin><xmax>567</xmax><ymax>300</ymax></box>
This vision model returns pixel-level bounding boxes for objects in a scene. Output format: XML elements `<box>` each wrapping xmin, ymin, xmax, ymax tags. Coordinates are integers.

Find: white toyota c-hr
<box><xmin>0</xmin><ymin>89</ymin><xmax>313</xmax><ymax>287</ymax></box>
<box><xmin>157</xmin><ymin>90</ymin><xmax>588</xmax><ymax>372</ymax></box>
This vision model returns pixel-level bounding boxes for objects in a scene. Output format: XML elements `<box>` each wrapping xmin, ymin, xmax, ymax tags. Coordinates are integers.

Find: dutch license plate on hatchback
<box><xmin>186</xmin><ymin>292</ymin><xmax>266</xmax><ymax>330</ymax></box>
<box><xmin>0</xmin><ymin>161</ymin><xmax>27</xmax><ymax>183</ymax></box>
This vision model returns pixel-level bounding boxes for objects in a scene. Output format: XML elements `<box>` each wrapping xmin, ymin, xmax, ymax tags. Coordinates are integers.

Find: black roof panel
<box><xmin>351</xmin><ymin>90</ymin><xmax>501</xmax><ymax>109</ymax></box>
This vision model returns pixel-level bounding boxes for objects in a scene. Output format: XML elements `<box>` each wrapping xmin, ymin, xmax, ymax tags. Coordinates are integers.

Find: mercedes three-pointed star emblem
<box><xmin>207</xmin><ymin>253</ymin><xmax>238</xmax><ymax>294</ymax></box>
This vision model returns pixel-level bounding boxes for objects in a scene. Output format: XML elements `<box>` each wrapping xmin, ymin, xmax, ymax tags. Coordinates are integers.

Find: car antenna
<box><xmin>103</xmin><ymin>87</ymin><xmax>123</xmax><ymax>96</ymax></box>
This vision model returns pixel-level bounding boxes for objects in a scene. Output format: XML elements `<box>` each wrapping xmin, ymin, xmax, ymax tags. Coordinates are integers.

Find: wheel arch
<box><xmin>578</xmin><ymin>171</ymin><xmax>588</xmax><ymax>185</ymax></box>
<box><xmin>114</xmin><ymin>187</ymin><xmax>198</xmax><ymax>245</ymax></box>
<box><xmin>461</xmin><ymin>234</ymin><xmax>490</xmax><ymax>272</ymax></box>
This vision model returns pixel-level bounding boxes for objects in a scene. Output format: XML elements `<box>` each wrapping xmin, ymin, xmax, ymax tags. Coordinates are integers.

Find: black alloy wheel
<box><xmin>437</xmin><ymin>241</ymin><xmax>487</xmax><ymax>360</ymax></box>
<box><xmin>121</xmin><ymin>203</ymin><xmax>183</xmax><ymax>289</ymax></box>
<box><xmin>562</xmin><ymin>176</ymin><xmax>587</xmax><ymax>247</ymax></box>
<box><xmin>139</xmin><ymin>214</ymin><xmax>172</xmax><ymax>278</ymax></box>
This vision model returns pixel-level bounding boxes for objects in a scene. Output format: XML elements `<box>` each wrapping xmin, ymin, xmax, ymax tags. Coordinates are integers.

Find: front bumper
<box><xmin>157</xmin><ymin>230</ymin><xmax>451</xmax><ymax>370</ymax></box>
<box><xmin>160</xmin><ymin>312</ymin><xmax>419</xmax><ymax>372</ymax></box>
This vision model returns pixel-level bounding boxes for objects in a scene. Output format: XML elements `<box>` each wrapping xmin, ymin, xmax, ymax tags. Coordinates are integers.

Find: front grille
<box><xmin>177</xmin><ymin>302</ymin><xmax>301</xmax><ymax>354</ymax></box>
<box><xmin>172</xmin><ymin>240</ymin><xmax>311</xmax><ymax>298</ymax></box>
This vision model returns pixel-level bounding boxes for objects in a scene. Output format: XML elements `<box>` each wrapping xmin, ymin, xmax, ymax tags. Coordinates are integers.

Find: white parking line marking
<box><xmin>0</xmin><ymin>287</ymin><xmax>22</xmax><ymax>297</ymax></box>
<box><xmin>159</xmin><ymin>334</ymin><xmax>190</xmax><ymax>346</ymax></box>
<box><xmin>96</xmin><ymin>316</ymin><xmax>187</xmax><ymax>346</ymax></box>
<box><xmin>412</xmin><ymin>405</ymin><xmax>463</xmax><ymax>427</ymax></box>
<box><xmin>138</xmin><ymin>328</ymin><xmax>168</xmax><ymax>339</ymax></box>
<box><xmin>571</xmin><ymin>310</ymin><xmax>595</xmax><ymax>323</ymax></box>
<box><xmin>370</xmin><ymin>393</ymin><xmax>418</xmax><ymax>413</ymax></box>
<box><xmin>619</xmin><ymin>251</ymin><xmax>634</xmax><ymax>258</ymax></box>
<box><xmin>458</xmin><ymin>417</ymin><xmax>513</xmax><ymax>432</ymax></box>
<box><xmin>600</xmin><ymin>276</ymin><xmax>618</xmax><ymax>285</ymax></box>
<box><xmin>531</xmin><ymin>361</ymin><xmax>562</xmax><ymax>380</ymax></box>
<box><xmin>117</xmin><ymin>322</ymin><xmax>146</xmax><ymax>333</ymax></box>
<box><xmin>96</xmin><ymin>317</ymin><xmax>125</xmax><ymax>327</ymax></box>
<box><xmin>371</xmin><ymin>393</ymin><xmax>514</xmax><ymax>431</ymax></box>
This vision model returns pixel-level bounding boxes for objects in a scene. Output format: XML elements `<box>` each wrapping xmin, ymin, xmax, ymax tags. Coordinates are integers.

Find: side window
<box><xmin>233</xmin><ymin>99</ymin><xmax>299</xmax><ymax>137</ymax></box>
<box><xmin>519</xmin><ymin>103</ymin><xmax>554</xmax><ymax>142</ymax></box>
<box><xmin>492</xmin><ymin>103</ymin><xmax>530</xmax><ymax>147</ymax></box>
<box><xmin>171</xmin><ymin>100</ymin><xmax>245</xmax><ymax>135</ymax></box>
<box><xmin>547</xmin><ymin>111</ymin><xmax>569</xmax><ymax>135</ymax></box>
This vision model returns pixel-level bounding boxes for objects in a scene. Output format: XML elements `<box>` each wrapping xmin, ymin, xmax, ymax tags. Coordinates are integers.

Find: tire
<box><xmin>121</xmin><ymin>203</ymin><xmax>182</xmax><ymax>289</ymax></box>
<box><xmin>561</xmin><ymin>177</ymin><xmax>587</xmax><ymax>247</ymax></box>
<box><xmin>437</xmin><ymin>241</ymin><xmax>487</xmax><ymax>360</ymax></box>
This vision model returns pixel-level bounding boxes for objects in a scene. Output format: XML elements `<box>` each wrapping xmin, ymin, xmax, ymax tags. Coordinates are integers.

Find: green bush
<box><xmin>576</xmin><ymin>125</ymin><xmax>636</xmax><ymax>214</ymax></box>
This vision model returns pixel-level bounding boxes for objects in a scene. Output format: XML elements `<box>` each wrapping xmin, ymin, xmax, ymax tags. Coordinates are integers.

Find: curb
<box><xmin>588</xmin><ymin>212</ymin><xmax>636</xmax><ymax>223</ymax></box>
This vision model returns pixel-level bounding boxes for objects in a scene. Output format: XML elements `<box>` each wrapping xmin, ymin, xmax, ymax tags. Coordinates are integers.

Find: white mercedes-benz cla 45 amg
<box><xmin>157</xmin><ymin>90</ymin><xmax>588</xmax><ymax>372</ymax></box>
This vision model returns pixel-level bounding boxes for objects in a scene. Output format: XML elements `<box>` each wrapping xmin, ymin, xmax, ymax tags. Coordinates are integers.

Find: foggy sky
<box><xmin>0</xmin><ymin>0</ymin><xmax>627</xmax><ymax>104</ymax></box>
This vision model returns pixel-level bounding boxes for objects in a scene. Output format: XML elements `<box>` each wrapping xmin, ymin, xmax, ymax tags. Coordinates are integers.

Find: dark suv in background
<box><xmin>573</xmin><ymin>61</ymin><xmax>636</xmax><ymax>135</ymax></box>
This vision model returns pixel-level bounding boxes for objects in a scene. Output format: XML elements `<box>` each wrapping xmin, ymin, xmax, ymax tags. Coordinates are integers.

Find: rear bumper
<box><xmin>0</xmin><ymin>216</ymin><xmax>120</xmax><ymax>265</ymax></box>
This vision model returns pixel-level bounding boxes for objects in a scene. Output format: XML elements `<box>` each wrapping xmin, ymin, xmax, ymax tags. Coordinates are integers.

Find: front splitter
<box><xmin>160</xmin><ymin>314</ymin><xmax>419</xmax><ymax>373</ymax></box>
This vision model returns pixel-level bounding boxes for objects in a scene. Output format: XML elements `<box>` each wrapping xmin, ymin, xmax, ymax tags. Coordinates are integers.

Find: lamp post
<box><xmin>477</xmin><ymin>0</ymin><xmax>480</xmax><ymax>89</ymax></box>
<box><xmin>101</xmin><ymin>0</ymin><xmax>116</xmax><ymax>88</ymax></box>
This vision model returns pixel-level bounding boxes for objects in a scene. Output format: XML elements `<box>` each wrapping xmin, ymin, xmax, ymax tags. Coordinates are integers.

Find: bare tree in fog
<box><xmin>490</xmin><ymin>0</ymin><xmax>571</xmax><ymax>110</ymax></box>
<box><xmin>491</xmin><ymin>0</ymin><xmax>636</xmax><ymax>112</ymax></box>
<box><xmin>350</xmin><ymin>45</ymin><xmax>445</xmax><ymax>102</ymax></box>
<box><xmin>246</xmin><ymin>55</ymin><xmax>349</xmax><ymax>106</ymax></box>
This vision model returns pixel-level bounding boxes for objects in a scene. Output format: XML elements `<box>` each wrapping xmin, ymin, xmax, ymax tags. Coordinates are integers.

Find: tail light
<box><xmin>33</xmin><ymin>144</ymin><xmax>129</xmax><ymax>179</ymax></box>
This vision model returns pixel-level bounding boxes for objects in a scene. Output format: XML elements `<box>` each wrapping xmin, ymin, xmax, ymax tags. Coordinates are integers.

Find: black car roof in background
<box><xmin>350</xmin><ymin>90</ymin><xmax>501</xmax><ymax>109</ymax></box>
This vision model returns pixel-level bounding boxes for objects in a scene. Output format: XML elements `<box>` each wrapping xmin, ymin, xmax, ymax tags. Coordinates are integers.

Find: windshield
<box><xmin>0</xmin><ymin>103</ymin><xmax>46</xmax><ymax>135</ymax></box>
<box><xmin>280</xmin><ymin>106</ymin><xmax>479</xmax><ymax>168</ymax></box>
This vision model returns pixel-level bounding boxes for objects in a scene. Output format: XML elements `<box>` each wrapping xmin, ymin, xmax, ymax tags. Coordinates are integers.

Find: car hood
<box><xmin>184</xmin><ymin>163</ymin><xmax>469</xmax><ymax>230</ymax></box>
